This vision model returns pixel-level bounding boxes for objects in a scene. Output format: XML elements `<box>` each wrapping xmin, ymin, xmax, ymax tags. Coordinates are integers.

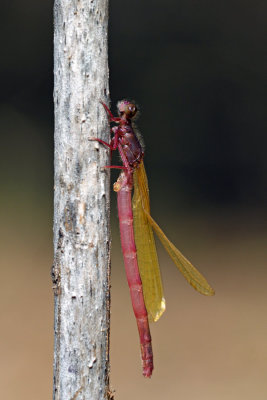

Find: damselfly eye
<box><xmin>117</xmin><ymin>100</ymin><xmax>137</xmax><ymax>118</ymax></box>
<box><xmin>125</xmin><ymin>103</ymin><xmax>137</xmax><ymax>118</ymax></box>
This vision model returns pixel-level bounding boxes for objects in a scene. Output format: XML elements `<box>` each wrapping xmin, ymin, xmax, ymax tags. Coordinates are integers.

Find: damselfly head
<box><xmin>117</xmin><ymin>100</ymin><xmax>137</xmax><ymax>119</ymax></box>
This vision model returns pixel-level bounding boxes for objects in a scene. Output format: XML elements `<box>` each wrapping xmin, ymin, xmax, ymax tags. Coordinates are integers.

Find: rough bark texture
<box><xmin>53</xmin><ymin>0</ymin><xmax>111</xmax><ymax>399</ymax></box>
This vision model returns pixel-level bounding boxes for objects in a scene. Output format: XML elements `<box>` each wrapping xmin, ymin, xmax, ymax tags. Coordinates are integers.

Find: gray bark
<box><xmin>53</xmin><ymin>0</ymin><xmax>111</xmax><ymax>399</ymax></box>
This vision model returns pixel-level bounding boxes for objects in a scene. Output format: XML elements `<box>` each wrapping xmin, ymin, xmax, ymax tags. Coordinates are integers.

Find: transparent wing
<box><xmin>135</xmin><ymin>162</ymin><xmax>215</xmax><ymax>297</ymax></box>
<box><xmin>145</xmin><ymin>212</ymin><xmax>215</xmax><ymax>296</ymax></box>
<box><xmin>132</xmin><ymin>161</ymin><xmax>166</xmax><ymax>322</ymax></box>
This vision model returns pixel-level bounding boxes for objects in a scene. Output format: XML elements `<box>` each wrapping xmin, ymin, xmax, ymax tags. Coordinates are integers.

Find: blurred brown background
<box><xmin>1</xmin><ymin>0</ymin><xmax>266</xmax><ymax>399</ymax></box>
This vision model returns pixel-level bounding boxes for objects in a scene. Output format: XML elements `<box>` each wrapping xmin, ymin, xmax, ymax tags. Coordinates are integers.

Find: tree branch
<box><xmin>53</xmin><ymin>0</ymin><xmax>111</xmax><ymax>398</ymax></box>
